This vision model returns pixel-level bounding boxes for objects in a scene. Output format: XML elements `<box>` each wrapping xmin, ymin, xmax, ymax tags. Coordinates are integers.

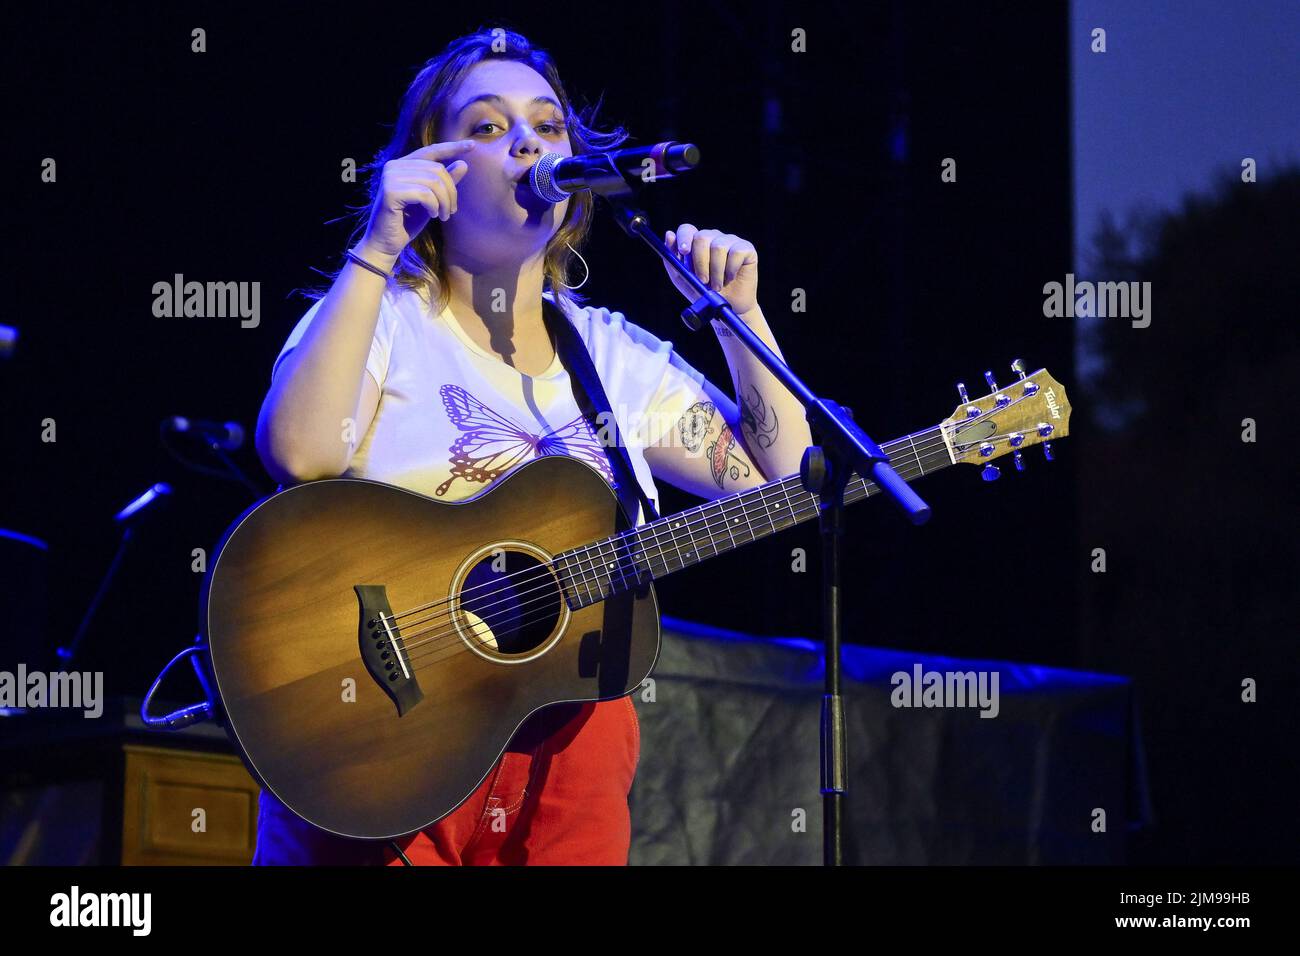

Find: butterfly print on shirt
<box><xmin>435</xmin><ymin>384</ymin><xmax>618</xmax><ymax>496</ymax></box>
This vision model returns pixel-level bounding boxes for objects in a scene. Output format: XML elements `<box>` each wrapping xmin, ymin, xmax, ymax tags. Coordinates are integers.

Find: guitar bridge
<box><xmin>355</xmin><ymin>585</ymin><xmax>424</xmax><ymax>716</ymax></box>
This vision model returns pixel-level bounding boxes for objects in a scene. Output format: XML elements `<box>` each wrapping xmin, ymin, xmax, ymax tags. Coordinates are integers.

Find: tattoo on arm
<box><xmin>678</xmin><ymin>400</ymin><xmax>716</xmax><ymax>453</ymax></box>
<box><xmin>676</xmin><ymin>400</ymin><xmax>753</xmax><ymax>489</ymax></box>
<box><xmin>707</xmin><ymin>421</ymin><xmax>751</xmax><ymax>489</ymax></box>
<box><xmin>738</xmin><ymin>381</ymin><xmax>779</xmax><ymax>450</ymax></box>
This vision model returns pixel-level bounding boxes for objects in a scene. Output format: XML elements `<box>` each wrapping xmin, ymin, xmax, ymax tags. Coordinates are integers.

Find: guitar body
<box><xmin>201</xmin><ymin>455</ymin><xmax>660</xmax><ymax>840</ymax></box>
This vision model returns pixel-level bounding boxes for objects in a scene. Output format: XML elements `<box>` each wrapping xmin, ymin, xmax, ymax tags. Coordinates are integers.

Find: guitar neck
<box><xmin>557</xmin><ymin>423</ymin><xmax>953</xmax><ymax>608</ymax></box>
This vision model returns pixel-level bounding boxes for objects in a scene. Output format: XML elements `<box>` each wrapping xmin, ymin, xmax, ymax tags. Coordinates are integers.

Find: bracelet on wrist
<box><xmin>344</xmin><ymin>248</ymin><xmax>394</xmax><ymax>280</ymax></box>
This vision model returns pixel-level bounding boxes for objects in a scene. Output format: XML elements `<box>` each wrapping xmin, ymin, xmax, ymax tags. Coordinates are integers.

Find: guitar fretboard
<box><xmin>554</xmin><ymin>424</ymin><xmax>952</xmax><ymax>609</ymax></box>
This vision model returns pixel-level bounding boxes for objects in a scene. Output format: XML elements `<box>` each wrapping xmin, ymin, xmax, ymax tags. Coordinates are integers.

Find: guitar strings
<box><xmin>372</xmin><ymin>387</ymin><xmax>1043</xmax><ymax>640</ymax></box>
<box><xmin>395</xmin><ymin>452</ymin><xmax>935</xmax><ymax>672</ymax></box>
<box><xmin>384</xmin><ymin>418</ymin><xmax>1024</xmax><ymax>665</ymax></box>
<box><xmin>390</xmin><ymin>412</ymin><xmax>1050</xmax><ymax>672</ymax></box>
<box><xmin>388</xmin><ymin>444</ymin><xmax>953</xmax><ymax>672</ymax></box>
<box><xmin>354</xmin><ymin>410</ymin><xmax>1040</xmax><ymax>675</ymax></box>
<box><xmin>384</xmin><ymin>430</ymin><xmax>968</xmax><ymax>666</ymax></box>
<box><xmin>382</xmin><ymin>428</ymin><xmax>954</xmax><ymax>641</ymax></box>
<box><xmin>381</xmin><ymin>426</ymin><xmax>954</xmax><ymax>631</ymax></box>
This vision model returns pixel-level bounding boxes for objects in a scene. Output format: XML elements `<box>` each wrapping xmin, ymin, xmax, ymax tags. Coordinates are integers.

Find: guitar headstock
<box><xmin>940</xmin><ymin>360</ymin><xmax>1071</xmax><ymax>479</ymax></box>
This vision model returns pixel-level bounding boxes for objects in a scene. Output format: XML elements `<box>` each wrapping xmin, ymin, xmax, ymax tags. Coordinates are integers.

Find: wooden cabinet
<box><xmin>120</xmin><ymin>745</ymin><xmax>259</xmax><ymax>865</ymax></box>
<box><xmin>0</xmin><ymin>697</ymin><xmax>260</xmax><ymax>865</ymax></box>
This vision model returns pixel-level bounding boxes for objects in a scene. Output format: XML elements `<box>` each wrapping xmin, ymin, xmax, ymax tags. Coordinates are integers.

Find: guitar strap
<box><xmin>542</xmin><ymin>295</ymin><xmax>660</xmax><ymax>527</ymax></box>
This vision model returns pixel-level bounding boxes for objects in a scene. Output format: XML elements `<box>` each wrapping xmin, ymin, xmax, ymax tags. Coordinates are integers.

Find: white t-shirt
<box><xmin>271</xmin><ymin>284</ymin><xmax>708</xmax><ymax>525</ymax></box>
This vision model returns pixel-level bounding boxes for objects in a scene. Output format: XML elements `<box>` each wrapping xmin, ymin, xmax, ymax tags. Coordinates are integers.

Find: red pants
<box><xmin>252</xmin><ymin>696</ymin><xmax>640</xmax><ymax>866</ymax></box>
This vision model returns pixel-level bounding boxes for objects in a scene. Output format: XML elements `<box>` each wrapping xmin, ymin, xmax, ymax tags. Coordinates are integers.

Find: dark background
<box><xmin>2</xmin><ymin>1</ymin><xmax>1294</xmax><ymax>865</ymax></box>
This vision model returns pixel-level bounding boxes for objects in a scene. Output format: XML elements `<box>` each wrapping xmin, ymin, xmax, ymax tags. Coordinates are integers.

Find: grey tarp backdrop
<box><xmin>629</xmin><ymin>616</ymin><xmax>1152</xmax><ymax>865</ymax></box>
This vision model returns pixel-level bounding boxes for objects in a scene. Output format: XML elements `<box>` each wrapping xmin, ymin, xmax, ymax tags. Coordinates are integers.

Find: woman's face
<box><xmin>438</xmin><ymin>59</ymin><xmax>574</xmax><ymax>258</ymax></box>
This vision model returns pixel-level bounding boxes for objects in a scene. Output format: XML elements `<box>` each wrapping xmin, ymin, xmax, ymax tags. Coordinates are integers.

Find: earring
<box><xmin>556</xmin><ymin>241</ymin><xmax>590</xmax><ymax>290</ymax></box>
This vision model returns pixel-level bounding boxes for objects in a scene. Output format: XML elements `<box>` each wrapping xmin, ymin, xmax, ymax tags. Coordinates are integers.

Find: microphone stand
<box><xmin>581</xmin><ymin>156</ymin><xmax>932</xmax><ymax>865</ymax></box>
<box><xmin>59</xmin><ymin>483</ymin><xmax>174</xmax><ymax>668</ymax></box>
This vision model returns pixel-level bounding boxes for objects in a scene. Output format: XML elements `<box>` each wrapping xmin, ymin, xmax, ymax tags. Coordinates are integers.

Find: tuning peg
<box><xmin>1013</xmin><ymin>450</ymin><xmax>1025</xmax><ymax>471</ymax></box>
<box><xmin>1012</xmin><ymin>357</ymin><xmax>1039</xmax><ymax>394</ymax></box>
<box><xmin>986</xmin><ymin>370</ymin><xmax>1011</xmax><ymax>407</ymax></box>
<box><xmin>956</xmin><ymin>382</ymin><xmax>977</xmax><ymax>418</ymax></box>
<box><xmin>1043</xmin><ymin>442</ymin><xmax>1055</xmax><ymax>461</ymax></box>
<box><xmin>981</xmin><ymin>464</ymin><xmax>1001</xmax><ymax>481</ymax></box>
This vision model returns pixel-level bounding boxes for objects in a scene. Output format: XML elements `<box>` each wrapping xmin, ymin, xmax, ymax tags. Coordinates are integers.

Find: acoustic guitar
<box><xmin>201</xmin><ymin>364</ymin><xmax>1071</xmax><ymax>839</ymax></box>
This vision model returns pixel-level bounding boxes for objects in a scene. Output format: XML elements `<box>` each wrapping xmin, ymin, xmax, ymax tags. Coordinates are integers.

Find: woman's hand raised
<box><xmin>663</xmin><ymin>224</ymin><xmax>759</xmax><ymax>317</ymax></box>
<box><xmin>359</xmin><ymin>140</ymin><xmax>477</xmax><ymax>261</ymax></box>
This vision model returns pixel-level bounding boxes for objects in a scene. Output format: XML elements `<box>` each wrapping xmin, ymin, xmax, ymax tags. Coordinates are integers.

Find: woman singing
<box><xmin>252</xmin><ymin>26</ymin><xmax>811</xmax><ymax>865</ymax></box>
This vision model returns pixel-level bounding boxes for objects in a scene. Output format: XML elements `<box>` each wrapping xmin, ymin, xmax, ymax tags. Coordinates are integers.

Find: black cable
<box><xmin>389</xmin><ymin>841</ymin><xmax>413</xmax><ymax>866</ymax></box>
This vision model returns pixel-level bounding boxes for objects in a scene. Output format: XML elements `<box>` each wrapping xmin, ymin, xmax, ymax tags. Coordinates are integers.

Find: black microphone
<box><xmin>163</xmin><ymin>416</ymin><xmax>245</xmax><ymax>451</ymax></box>
<box><xmin>528</xmin><ymin>141</ymin><xmax>701</xmax><ymax>204</ymax></box>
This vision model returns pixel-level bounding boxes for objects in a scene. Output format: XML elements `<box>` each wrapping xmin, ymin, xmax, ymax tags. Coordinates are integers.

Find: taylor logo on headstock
<box><xmin>1045</xmin><ymin>387</ymin><xmax>1063</xmax><ymax>420</ymax></box>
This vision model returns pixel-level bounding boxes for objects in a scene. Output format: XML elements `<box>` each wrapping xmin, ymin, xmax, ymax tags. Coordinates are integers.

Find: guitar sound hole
<box><xmin>457</xmin><ymin>550</ymin><xmax>562</xmax><ymax>655</ymax></box>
